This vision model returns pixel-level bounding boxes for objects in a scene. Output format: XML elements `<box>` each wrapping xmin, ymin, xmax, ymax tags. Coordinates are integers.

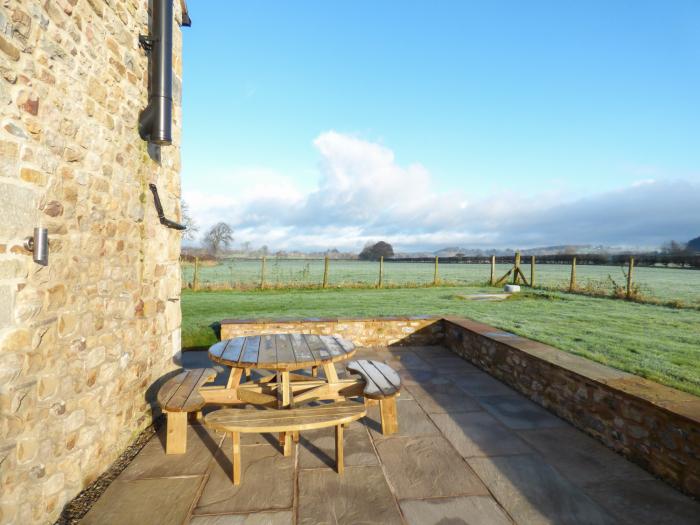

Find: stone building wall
<box><xmin>0</xmin><ymin>1</ymin><xmax>185</xmax><ymax>523</ymax></box>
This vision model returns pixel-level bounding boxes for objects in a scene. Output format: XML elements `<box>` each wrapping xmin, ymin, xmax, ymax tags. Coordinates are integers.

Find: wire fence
<box><xmin>181</xmin><ymin>255</ymin><xmax>700</xmax><ymax>307</ymax></box>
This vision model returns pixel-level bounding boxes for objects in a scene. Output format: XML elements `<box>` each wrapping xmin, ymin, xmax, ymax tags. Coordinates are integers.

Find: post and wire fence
<box><xmin>182</xmin><ymin>252</ymin><xmax>700</xmax><ymax>307</ymax></box>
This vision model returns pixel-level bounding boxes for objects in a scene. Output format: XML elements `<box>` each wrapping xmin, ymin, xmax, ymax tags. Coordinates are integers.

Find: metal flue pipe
<box><xmin>139</xmin><ymin>0</ymin><xmax>173</xmax><ymax>145</ymax></box>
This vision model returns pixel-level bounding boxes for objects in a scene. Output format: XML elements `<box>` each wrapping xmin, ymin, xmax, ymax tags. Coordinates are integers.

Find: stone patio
<box><xmin>81</xmin><ymin>346</ymin><xmax>700</xmax><ymax>524</ymax></box>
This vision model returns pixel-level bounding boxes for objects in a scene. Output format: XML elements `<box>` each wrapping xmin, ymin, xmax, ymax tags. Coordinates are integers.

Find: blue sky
<box><xmin>181</xmin><ymin>1</ymin><xmax>700</xmax><ymax>251</ymax></box>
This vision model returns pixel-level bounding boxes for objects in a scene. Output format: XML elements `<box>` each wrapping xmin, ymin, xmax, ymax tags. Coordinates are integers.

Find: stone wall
<box><xmin>0</xmin><ymin>1</ymin><xmax>185</xmax><ymax>523</ymax></box>
<box><xmin>220</xmin><ymin>316</ymin><xmax>444</xmax><ymax>348</ymax></box>
<box><xmin>442</xmin><ymin>318</ymin><xmax>700</xmax><ymax>498</ymax></box>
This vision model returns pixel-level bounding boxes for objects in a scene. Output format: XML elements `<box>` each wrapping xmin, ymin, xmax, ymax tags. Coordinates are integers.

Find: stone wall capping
<box><xmin>220</xmin><ymin>315</ymin><xmax>442</xmax><ymax>325</ymax></box>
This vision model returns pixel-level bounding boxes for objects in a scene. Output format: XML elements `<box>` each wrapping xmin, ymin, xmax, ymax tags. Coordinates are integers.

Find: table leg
<box><xmin>322</xmin><ymin>363</ymin><xmax>339</xmax><ymax>384</ymax></box>
<box><xmin>227</xmin><ymin>367</ymin><xmax>243</xmax><ymax>391</ymax></box>
<box><xmin>278</xmin><ymin>371</ymin><xmax>293</xmax><ymax>456</ymax></box>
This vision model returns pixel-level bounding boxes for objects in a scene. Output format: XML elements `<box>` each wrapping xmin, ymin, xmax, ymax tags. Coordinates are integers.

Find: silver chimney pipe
<box><xmin>139</xmin><ymin>0</ymin><xmax>173</xmax><ymax>145</ymax></box>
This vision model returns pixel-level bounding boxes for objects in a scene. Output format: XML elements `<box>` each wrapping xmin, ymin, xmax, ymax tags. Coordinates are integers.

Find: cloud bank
<box><xmin>185</xmin><ymin>131</ymin><xmax>700</xmax><ymax>251</ymax></box>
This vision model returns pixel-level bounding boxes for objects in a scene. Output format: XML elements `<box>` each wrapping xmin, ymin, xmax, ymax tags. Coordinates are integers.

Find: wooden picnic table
<box><xmin>206</xmin><ymin>333</ymin><xmax>359</xmax><ymax>455</ymax></box>
<box><xmin>205</xmin><ymin>333</ymin><xmax>359</xmax><ymax>409</ymax></box>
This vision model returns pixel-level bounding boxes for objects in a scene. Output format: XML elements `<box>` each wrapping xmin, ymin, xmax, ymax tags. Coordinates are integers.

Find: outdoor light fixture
<box><xmin>139</xmin><ymin>0</ymin><xmax>174</xmax><ymax>145</ymax></box>
<box><xmin>24</xmin><ymin>227</ymin><xmax>49</xmax><ymax>266</ymax></box>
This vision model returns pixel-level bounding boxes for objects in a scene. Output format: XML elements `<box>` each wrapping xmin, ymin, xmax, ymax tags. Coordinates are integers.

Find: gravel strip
<box><xmin>54</xmin><ymin>418</ymin><xmax>163</xmax><ymax>525</ymax></box>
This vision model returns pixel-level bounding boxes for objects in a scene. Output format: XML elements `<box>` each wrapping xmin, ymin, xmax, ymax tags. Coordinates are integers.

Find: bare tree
<box><xmin>203</xmin><ymin>222</ymin><xmax>234</xmax><ymax>255</ymax></box>
<box><xmin>180</xmin><ymin>199</ymin><xmax>199</xmax><ymax>241</ymax></box>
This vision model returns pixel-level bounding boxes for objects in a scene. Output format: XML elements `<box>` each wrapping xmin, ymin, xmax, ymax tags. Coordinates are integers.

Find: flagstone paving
<box><xmin>81</xmin><ymin>346</ymin><xmax>700</xmax><ymax>524</ymax></box>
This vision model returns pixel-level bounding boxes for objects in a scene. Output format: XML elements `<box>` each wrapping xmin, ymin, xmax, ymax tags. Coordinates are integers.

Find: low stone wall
<box><xmin>220</xmin><ymin>316</ymin><xmax>444</xmax><ymax>347</ymax></box>
<box><xmin>442</xmin><ymin>317</ymin><xmax>700</xmax><ymax>498</ymax></box>
<box><xmin>219</xmin><ymin>316</ymin><xmax>700</xmax><ymax>498</ymax></box>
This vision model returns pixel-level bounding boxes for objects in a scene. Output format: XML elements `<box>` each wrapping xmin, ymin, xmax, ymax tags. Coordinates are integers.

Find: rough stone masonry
<box><xmin>0</xmin><ymin>1</ymin><xmax>185</xmax><ymax>523</ymax></box>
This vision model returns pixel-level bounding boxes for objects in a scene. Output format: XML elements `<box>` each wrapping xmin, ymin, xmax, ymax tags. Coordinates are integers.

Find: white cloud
<box><xmin>184</xmin><ymin>131</ymin><xmax>700</xmax><ymax>251</ymax></box>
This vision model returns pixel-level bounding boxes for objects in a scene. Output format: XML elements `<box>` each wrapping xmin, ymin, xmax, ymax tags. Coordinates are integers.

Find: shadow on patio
<box><xmin>80</xmin><ymin>345</ymin><xmax>699</xmax><ymax>525</ymax></box>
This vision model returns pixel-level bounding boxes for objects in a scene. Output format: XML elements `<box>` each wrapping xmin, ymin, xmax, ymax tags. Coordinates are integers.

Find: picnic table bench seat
<box><xmin>346</xmin><ymin>360</ymin><xmax>401</xmax><ymax>435</ymax></box>
<box><xmin>205</xmin><ymin>400</ymin><xmax>366</xmax><ymax>484</ymax></box>
<box><xmin>157</xmin><ymin>367</ymin><xmax>217</xmax><ymax>454</ymax></box>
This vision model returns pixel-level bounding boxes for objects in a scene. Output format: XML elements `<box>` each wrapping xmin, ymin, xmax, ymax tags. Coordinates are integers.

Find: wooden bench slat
<box><xmin>205</xmin><ymin>401</ymin><xmax>365</xmax><ymax>433</ymax></box>
<box><xmin>158</xmin><ymin>368</ymin><xmax>217</xmax><ymax>412</ymax></box>
<box><xmin>156</xmin><ymin>371</ymin><xmax>189</xmax><ymax>407</ymax></box>
<box><xmin>360</xmin><ymin>360</ymin><xmax>400</xmax><ymax>396</ymax></box>
<box><xmin>347</xmin><ymin>360</ymin><xmax>401</xmax><ymax>399</ymax></box>
<box><xmin>166</xmin><ymin>368</ymin><xmax>205</xmax><ymax>409</ymax></box>
<box><xmin>365</xmin><ymin>359</ymin><xmax>401</xmax><ymax>390</ymax></box>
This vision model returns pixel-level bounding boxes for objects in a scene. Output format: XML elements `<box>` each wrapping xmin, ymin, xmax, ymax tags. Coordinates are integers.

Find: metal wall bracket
<box><xmin>139</xmin><ymin>34</ymin><xmax>156</xmax><ymax>52</ymax></box>
<box><xmin>149</xmin><ymin>183</ymin><xmax>187</xmax><ymax>231</ymax></box>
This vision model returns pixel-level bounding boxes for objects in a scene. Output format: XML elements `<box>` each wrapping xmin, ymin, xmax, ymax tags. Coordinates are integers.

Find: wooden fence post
<box><xmin>530</xmin><ymin>255</ymin><xmax>536</xmax><ymax>287</ymax></box>
<box><xmin>626</xmin><ymin>256</ymin><xmax>635</xmax><ymax>299</ymax></box>
<box><xmin>322</xmin><ymin>256</ymin><xmax>329</xmax><ymax>288</ymax></box>
<box><xmin>193</xmin><ymin>257</ymin><xmax>200</xmax><ymax>291</ymax></box>
<box><xmin>433</xmin><ymin>256</ymin><xmax>439</xmax><ymax>285</ymax></box>
<box><xmin>569</xmin><ymin>256</ymin><xmax>577</xmax><ymax>292</ymax></box>
<box><xmin>378</xmin><ymin>256</ymin><xmax>384</xmax><ymax>288</ymax></box>
<box><xmin>513</xmin><ymin>252</ymin><xmax>521</xmax><ymax>284</ymax></box>
<box><xmin>490</xmin><ymin>255</ymin><xmax>496</xmax><ymax>285</ymax></box>
<box><xmin>260</xmin><ymin>256</ymin><xmax>266</xmax><ymax>289</ymax></box>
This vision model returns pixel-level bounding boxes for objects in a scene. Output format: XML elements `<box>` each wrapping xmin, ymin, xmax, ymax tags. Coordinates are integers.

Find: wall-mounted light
<box><xmin>24</xmin><ymin>227</ymin><xmax>49</xmax><ymax>266</ymax></box>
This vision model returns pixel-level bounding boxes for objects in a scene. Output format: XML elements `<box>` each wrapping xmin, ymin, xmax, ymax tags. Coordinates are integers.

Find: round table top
<box><xmin>208</xmin><ymin>333</ymin><xmax>356</xmax><ymax>370</ymax></box>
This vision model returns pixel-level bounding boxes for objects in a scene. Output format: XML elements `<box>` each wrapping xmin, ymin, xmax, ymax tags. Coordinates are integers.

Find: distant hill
<box><xmin>688</xmin><ymin>236</ymin><xmax>700</xmax><ymax>253</ymax></box>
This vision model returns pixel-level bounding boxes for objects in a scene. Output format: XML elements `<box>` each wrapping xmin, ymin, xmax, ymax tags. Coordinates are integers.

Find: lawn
<box><xmin>181</xmin><ymin>286</ymin><xmax>700</xmax><ymax>396</ymax></box>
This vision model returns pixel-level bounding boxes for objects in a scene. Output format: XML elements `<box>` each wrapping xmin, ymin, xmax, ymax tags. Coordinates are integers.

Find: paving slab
<box><xmin>298</xmin><ymin>466</ymin><xmax>403</xmax><ymax>525</ymax></box>
<box><xmin>477</xmin><ymin>394</ymin><xmax>567</xmax><ymax>430</ymax></box>
<box><xmin>119</xmin><ymin>424</ymin><xmax>222</xmax><ymax>480</ymax></box>
<box><xmin>405</xmin><ymin>345</ymin><xmax>456</xmax><ymax>359</ymax></box>
<box><xmin>384</xmin><ymin>350</ymin><xmax>429</xmax><ymax>370</ymax></box>
<box><xmin>430</xmin><ymin>411</ymin><xmax>532</xmax><ymax>457</ymax></box>
<box><xmin>517</xmin><ymin>426</ymin><xmax>653</xmax><ymax>486</ymax></box>
<box><xmin>406</xmin><ymin>380</ymin><xmax>482</xmax><ymax>413</ymax></box>
<box><xmin>449</xmin><ymin>370</ymin><xmax>519</xmax><ymax>397</ymax></box>
<box><xmin>396</xmin><ymin>367</ymin><xmax>438</xmax><ymax>385</ymax></box>
<box><xmin>194</xmin><ymin>441</ymin><xmax>294</xmax><ymax>515</ymax></box>
<box><xmin>399</xmin><ymin>496</ymin><xmax>512</xmax><ymax>525</ymax></box>
<box><xmin>469</xmin><ymin>454</ymin><xmax>616</xmax><ymax>524</ymax></box>
<box><xmin>298</xmin><ymin>422</ymin><xmax>378</xmax><ymax>469</ymax></box>
<box><xmin>189</xmin><ymin>511</ymin><xmax>293</xmax><ymax>524</ymax></box>
<box><xmin>365</xmin><ymin>399</ymin><xmax>440</xmax><ymax>440</ymax></box>
<box><xmin>375</xmin><ymin>435</ymin><xmax>489</xmax><ymax>499</ymax></box>
<box><xmin>585</xmin><ymin>479</ymin><xmax>700</xmax><ymax>525</ymax></box>
<box><xmin>424</xmin><ymin>355</ymin><xmax>481</xmax><ymax>374</ymax></box>
<box><xmin>81</xmin><ymin>477</ymin><xmax>202</xmax><ymax>525</ymax></box>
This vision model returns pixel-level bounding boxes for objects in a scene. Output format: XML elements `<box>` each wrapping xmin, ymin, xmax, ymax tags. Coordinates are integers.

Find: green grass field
<box><xmin>181</xmin><ymin>286</ymin><xmax>700</xmax><ymax>397</ymax></box>
<box><xmin>182</xmin><ymin>259</ymin><xmax>700</xmax><ymax>306</ymax></box>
